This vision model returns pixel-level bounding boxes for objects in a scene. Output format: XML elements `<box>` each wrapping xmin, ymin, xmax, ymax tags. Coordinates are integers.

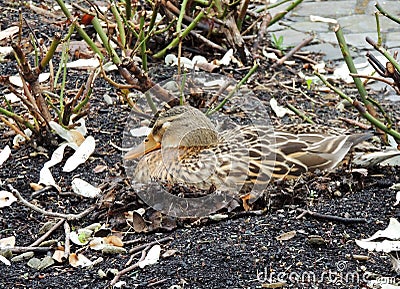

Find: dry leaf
<box><xmin>89</xmin><ymin>237</ymin><xmax>105</xmax><ymax>251</ymax></box>
<box><xmin>309</xmin><ymin>15</ymin><xmax>337</xmax><ymax>24</ymax></box>
<box><xmin>69</xmin><ymin>253</ymin><xmax>93</xmax><ymax>267</ymax></box>
<box><xmin>104</xmin><ymin>236</ymin><xmax>123</xmax><ymax>247</ymax></box>
<box><xmin>93</xmin><ymin>165</ymin><xmax>107</xmax><ymax>173</ymax></box>
<box><xmin>218</xmin><ymin>49</ymin><xmax>233</xmax><ymax>66</ymax></box>
<box><xmin>362</xmin><ymin>218</ymin><xmax>400</xmax><ymax>241</ymax></box>
<box><xmin>49</xmin><ymin>121</ymin><xmax>85</xmax><ymax>146</ymax></box>
<box><xmin>276</xmin><ymin>230</ymin><xmax>297</xmax><ymax>241</ymax></box>
<box><xmin>162</xmin><ymin>249</ymin><xmax>177</xmax><ymax>258</ymax></box>
<box><xmin>52</xmin><ymin>249</ymin><xmax>65</xmax><ymax>263</ymax></box>
<box><xmin>129</xmin><ymin>211</ymin><xmax>148</xmax><ymax>233</ymax></box>
<box><xmin>356</xmin><ymin>218</ymin><xmax>400</xmax><ymax>253</ymax></box>
<box><xmin>0</xmin><ymin>255</ymin><xmax>11</xmax><ymax>266</ymax></box>
<box><xmin>9</xmin><ymin>73</ymin><xmax>50</xmax><ymax>87</ymax></box>
<box><xmin>66</xmin><ymin>58</ymin><xmax>100</xmax><ymax>70</ymax></box>
<box><xmin>395</xmin><ymin>192</ymin><xmax>400</xmax><ymax>206</ymax></box>
<box><xmin>30</xmin><ymin>183</ymin><xmax>44</xmax><ymax>191</ymax></box>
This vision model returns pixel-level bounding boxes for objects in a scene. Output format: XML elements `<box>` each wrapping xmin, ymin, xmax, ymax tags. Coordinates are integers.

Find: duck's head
<box><xmin>124</xmin><ymin>105</ymin><xmax>219</xmax><ymax>160</ymax></box>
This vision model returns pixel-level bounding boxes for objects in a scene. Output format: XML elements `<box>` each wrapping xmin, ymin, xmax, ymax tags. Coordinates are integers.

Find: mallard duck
<box><xmin>124</xmin><ymin>105</ymin><xmax>372</xmax><ymax>194</ymax></box>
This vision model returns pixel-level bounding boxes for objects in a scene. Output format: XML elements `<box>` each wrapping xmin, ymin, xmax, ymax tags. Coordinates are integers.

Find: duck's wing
<box><xmin>218</xmin><ymin>126</ymin><xmax>309</xmax><ymax>185</ymax></box>
<box><xmin>273</xmin><ymin>131</ymin><xmax>373</xmax><ymax>171</ymax></box>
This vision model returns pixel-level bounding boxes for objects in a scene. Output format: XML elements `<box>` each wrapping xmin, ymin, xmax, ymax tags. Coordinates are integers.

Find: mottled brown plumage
<box><xmin>125</xmin><ymin>105</ymin><xmax>371</xmax><ymax>193</ymax></box>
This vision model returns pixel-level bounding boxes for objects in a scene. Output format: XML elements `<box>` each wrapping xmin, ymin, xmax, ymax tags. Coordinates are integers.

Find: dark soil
<box><xmin>1</xmin><ymin>1</ymin><xmax>400</xmax><ymax>289</ymax></box>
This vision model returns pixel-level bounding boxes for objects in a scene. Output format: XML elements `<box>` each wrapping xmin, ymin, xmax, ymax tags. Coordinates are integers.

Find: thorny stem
<box><xmin>139</xmin><ymin>11</ymin><xmax>147</xmax><ymax>72</ymax></box>
<box><xmin>125</xmin><ymin>0</ymin><xmax>132</xmax><ymax>21</ymax></box>
<box><xmin>91</xmin><ymin>17</ymin><xmax>121</xmax><ymax>64</ymax></box>
<box><xmin>366</xmin><ymin>36</ymin><xmax>400</xmax><ymax>73</ymax></box>
<box><xmin>111</xmin><ymin>3</ymin><xmax>126</xmax><ymax>48</ymax></box>
<box><xmin>37</xmin><ymin>33</ymin><xmax>61</xmax><ymax>73</ymax></box>
<box><xmin>0</xmin><ymin>107</ymin><xmax>36</xmax><ymax>132</ymax></box>
<box><xmin>315</xmin><ymin>72</ymin><xmax>400</xmax><ymax>141</ymax></box>
<box><xmin>54</xmin><ymin>0</ymin><xmax>104</xmax><ymax>59</ymax></box>
<box><xmin>58</xmin><ymin>39</ymin><xmax>69</xmax><ymax>123</ymax></box>
<box><xmin>148</xmin><ymin>1</ymin><xmax>160</xmax><ymax>37</ymax></box>
<box><xmin>334</xmin><ymin>24</ymin><xmax>370</xmax><ymax>106</ymax></box>
<box><xmin>256</xmin><ymin>0</ymin><xmax>291</xmax><ymax>12</ymax></box>
<box><xmin>375</xmin><ymin>2</ymin><xmax>400</xmax><ymax>25</ymax></box>
<box><xmin>176</xmin><ymin>0</ymin><xmax>189</xmax><ymax>33</ymax></box>
<box><xmin>374</xmin><ymin>12</ymin><xmax>382</xmax><ymax>46</ymax></box>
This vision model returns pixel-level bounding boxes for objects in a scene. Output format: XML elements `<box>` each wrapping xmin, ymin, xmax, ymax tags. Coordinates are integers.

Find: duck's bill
<box><xmin>124</xmin><ymin>134</ymin><xmax>161</xmax><ymax>160</ymax></box>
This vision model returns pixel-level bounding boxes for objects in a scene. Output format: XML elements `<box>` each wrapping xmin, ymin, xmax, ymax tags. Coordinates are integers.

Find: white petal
<box><xmin>0</xmin><ymin>191</ymin><xmax>17</xmax><ymax>208</ymax></box>
<box><xmin>71</xmin><ymin>178</ymin><xmax>101</xmax><ymax>198</ymax></box>
<box><xmin>0</xmin><ymin>145</ymin><xmax>11</xmax><ymax>166</ymax></box>
<box><xmin>63</xmin><ymin>136</ymin><xmax>96</xmax><ymax>172</ymax></box>
<box><xmin>138</xmin><ymin>245</ymin><xmax>161</xmax><ymax>268</ymax></box>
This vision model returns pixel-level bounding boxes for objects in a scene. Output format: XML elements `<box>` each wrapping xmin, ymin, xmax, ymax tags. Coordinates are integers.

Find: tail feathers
<box><xmin>282</xmin><ymin>133</ymin><xmax>373</xmax><ymax>172</ymax></box>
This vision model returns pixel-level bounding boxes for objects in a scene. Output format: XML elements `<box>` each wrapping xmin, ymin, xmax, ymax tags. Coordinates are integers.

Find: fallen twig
<box><xmin>338</xmin><ymin>117</ymin><xmax>371</xmax><ymax>130</ymax></box>
<box><xmin>10</xmin><ymin>246</ymin><xmax>53</xmax><ymax>254</ymax></box>
<box><xmin>274</xmin><ymin>36</ymin><xmax>314</xmax><ymax>66</ymax></box>
<box><xmin>286</xmin><ymin>103</ymin><xmax>315</xmax><ymax>124</ymax></box>
<box><xmin>296</xmin><ymin>208</ymin><xmax>367</xmax><ymax>224</ymax></box>
<box><xmin>63</xmin><ymin>221</ymin><xmax>71</xmax><ymax>259</ymax></box>
<box><xmin>147</xmin><ymin>278</ymin><xmax>169</xmax><ymax>287</ymax></box>
<box><xmin>128</xmin><ymin>236</ymin><xmax>173</xmax><ymax>254</ymax></box>
<box><xmin>252</xmin><ymin>12</ymin><xmax>272</xmax><ymax>53</ymax></box>
<box><xmin>109</xmin><ymin>247</ymin><xmax>148</xmax><ymax>287</ymax></box>
<box><xmin>8</xmin><ymin>184</ymin><xmax>96</xmax><ymax>221</ymax></box>
<box><xmin>29</xmin><ymin>218</ymin><xmax>65</xmax><ymax>247</ymax></box>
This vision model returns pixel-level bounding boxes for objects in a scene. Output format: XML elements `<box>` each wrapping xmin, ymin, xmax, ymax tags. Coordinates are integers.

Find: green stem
<box><xmin>38</xmin><ymin>33</ymin><xmax>61</xmax><ymax>72</ymax></box>
<box><xmin>145</xmin><ymin>91</ymin><xmax>157</xmax><ymax>113</ymax></box>
<box><xmin>374</xmin><ymin>12</ymin><xmax>382</xmax><ymax>46</ymax></box>
<box><xmin>367</xmin><ymin>96</ymin><xmax>393</xmax><ymax>127</ymax></box>
<box><xmin>148</xmin><ymin>2</ymin><xmax>160</xmax><ymax>35</ymax></box>
<box><xmin>366</xmin><ymin>36</ymin><xmax>400</xmax><ymax>73</ymax></box>
<box><xmin>286</xmin><ymin>103</ymin><xmax>314</xmax><ymax>124</ymax></box>
<box><xmin>126</xmin><ymin>0</ymin><xmax>132</xmax><ymax>20</ymax></box>
<box><xmin>30</xmin><ymin>34</ymin><xmax>39</xmax><ymax>67</ymax></box>
<box><xmin>111</xmin><ymin>3</ymin><xmax>126</xmax><ymax>48</ymax></box>
<box><xmin>375</xmin><ymin>2</ymin><xmax>400</xmax><ymax>25</ymax></box>
<box><xmin>315</xmin><ymin>72</ymin><xmax>400</xmax><ymax>140</ymax></box>
<box><xmin>236</xmin><ymin>0</ymin><xmax>250</xmax><ymax>31</ymax></box>
<box><xmin>334</xmin><ymin>24</ymin><xmax>370</xmax><ymax>105</ymax></box>
<box><xmin>206</xmin><ymin>62</ymin><xmax>259</xmax><ymax>115</ymax></box>
<box><xmin>0</xmin><ymin>107</ymin><xmax>36</xmax><ymax>132</ymax></box>
<box><xmin>177</xmin><ymin>0</ymin><xmax>189</xmax><ymax>33</ymax></box>
<box><xmin>91</xmin><ymin>17</ymin><xmax>121</xmax><ymax>64</ymax></box>
<box><xmin>54</xmin><ymin>0</ymin><xmax>104</xmax><ymax>59</ymax></box>
<box><xmin>268</xmin><ymin>0</ymin><xmax>303</xmax><ymax>27</ymax></box>
<box><xmin>59</xmin><ymin>40</ymin><xmax>69</xmax><ymax>124</ymax></box>
<box><xmin>153</xmin><ymin>10</ymin><xmax>205</xmax><ymax>58</ymax></box>
<box><xmin>136</xmin><ymin>11</ymin><xmax>147</xmax><ymax>72</ymax></box>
